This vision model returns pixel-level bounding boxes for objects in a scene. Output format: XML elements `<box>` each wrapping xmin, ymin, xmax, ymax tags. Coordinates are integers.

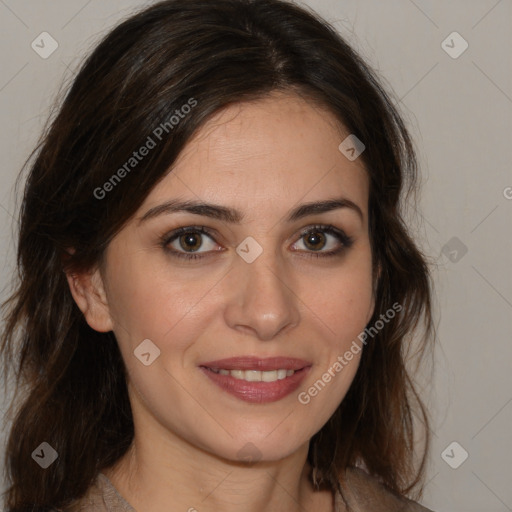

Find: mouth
<box><xmin>208</xmin><ymin>368</ymin><xmax>296</xmax><ymax>382</ymax></box>
<box><xmin>199</xmin><ymin>356</ymin><xmax>311</xmax><ymax>403</ymax></box>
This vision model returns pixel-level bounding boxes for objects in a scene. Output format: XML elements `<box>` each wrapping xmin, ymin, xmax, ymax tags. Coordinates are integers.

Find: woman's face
<box><xmin>77</xmin><ymin>92</ymin><xmax>375</xmax><ymax>463</ymax></box>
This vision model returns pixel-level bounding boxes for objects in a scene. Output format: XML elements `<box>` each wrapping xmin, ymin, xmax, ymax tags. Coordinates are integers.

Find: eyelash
<box><xmin>160</xmin><ymin>224</ymin><xmax>354</xmax><ymax>261</ymax></box>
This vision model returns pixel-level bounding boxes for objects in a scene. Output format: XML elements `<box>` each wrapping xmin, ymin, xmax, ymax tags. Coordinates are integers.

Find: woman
<box><xmin>1</xmin><ymin>1</ymin><xmax>435</xmax><ymax>510</ymax></box>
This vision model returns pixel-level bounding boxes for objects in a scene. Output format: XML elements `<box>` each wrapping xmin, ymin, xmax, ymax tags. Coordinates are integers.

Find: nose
<box><xmin>223</xmin><ymin>250</ymin><xmax>301</xmax><ymax>341</ymax></box>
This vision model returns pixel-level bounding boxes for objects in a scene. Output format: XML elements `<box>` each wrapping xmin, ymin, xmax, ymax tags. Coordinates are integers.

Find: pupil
<box><xmin>306</xmin><ymin>231</ymin><xmax>325</xmax><ymax>251</ymax></box>
<box><xmin>181</xmin><ymin>233</ymin><xmax>201</xmax><ymax>251</ymax></box>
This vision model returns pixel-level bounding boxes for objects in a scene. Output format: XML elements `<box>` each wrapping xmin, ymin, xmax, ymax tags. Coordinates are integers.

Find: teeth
<box><xmin>277</xmin><ymin>369</ymin><xmax>287</xmax><ymax>380</ymax></box>
<box><xmin>245</xmin><ymin>370</ymin><xmax>261</xmax><ymax>382</ymax></box>
<box><xmin>262</xmin><ymin>370</ymin><xmax>277</xmax><ymax>382</ymax></box>
<box><xmin>212</xmin><ymin>368</ymin><xmax>296</xmax><ymax>382</ymax></box>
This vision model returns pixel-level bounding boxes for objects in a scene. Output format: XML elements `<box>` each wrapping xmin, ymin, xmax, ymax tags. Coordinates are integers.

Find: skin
<box><xmin>66</xmin><ymin>92</ymin><xmax>375</xmax><ymax>512</ymax></box>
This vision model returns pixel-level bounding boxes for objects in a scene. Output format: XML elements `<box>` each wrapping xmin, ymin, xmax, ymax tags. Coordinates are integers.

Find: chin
<box><xmin>202</xmin><ymin>428</ymin><xmax>311</xmax><ymax>465</ymax></box>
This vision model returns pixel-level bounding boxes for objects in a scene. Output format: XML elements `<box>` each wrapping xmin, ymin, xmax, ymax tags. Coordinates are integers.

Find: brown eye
<box><xmin>162</xmin><ymin>226</ymin><xmax>220</xmax><ymax>259</ymax></box>
<box><xmin>179</xmin><ymin>232</ymin><xmax>203</xmax><ymax>252</ymax></box>
<box><xmin>303</xmin><ymin>231</ymin><xmax>327</xmax><ymax>251</ymax></box>
<box><xmin>291</xmin><ymin>225</ymin><xmax>353</xmax><ymax>258</ymax></box>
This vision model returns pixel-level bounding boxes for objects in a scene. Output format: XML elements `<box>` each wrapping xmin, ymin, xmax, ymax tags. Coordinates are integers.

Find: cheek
<box><xmin>295</xmin><ymin>262</ymin><xmax>372</xmax><ymax>429</ymax></box>
<box><xmin>105</xmin><ymin>252</ymin><xmax>220</xmax><ymax>350</ymax></box>
<box><xmin>303</xmin><ymin>256</ymin><xmax>374</xmax><ymax>343</ymax></box>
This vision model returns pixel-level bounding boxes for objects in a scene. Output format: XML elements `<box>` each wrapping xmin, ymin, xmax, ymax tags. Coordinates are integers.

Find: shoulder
<box><xmin>55</xmin><ymin>473</ymin><xmax>135</xmax><ymax>512</ymax></box>
<box><xmin>334</xmin><ymin>466</ymin><xmax>435</xmax><ymax>512</ymax></box>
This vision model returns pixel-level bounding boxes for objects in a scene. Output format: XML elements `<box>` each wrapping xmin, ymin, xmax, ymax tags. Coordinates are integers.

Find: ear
<box><xmin>65</xmin><ymin>265</ymin><xmax>114</xmax><ymax>333</ymax></box>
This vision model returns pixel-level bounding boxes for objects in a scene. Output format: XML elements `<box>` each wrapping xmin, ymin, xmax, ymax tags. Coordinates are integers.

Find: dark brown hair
<box><xmin>1</xmin><ymin>0</ymin><xmax>434</xmax><ymax>510</ymax></box>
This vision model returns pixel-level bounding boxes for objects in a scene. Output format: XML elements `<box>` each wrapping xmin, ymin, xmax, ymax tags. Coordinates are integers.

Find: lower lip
<box><xmin>200</xmin><ymin>366</ymin><xmax>311</xmax><ymax>403</ymax></box>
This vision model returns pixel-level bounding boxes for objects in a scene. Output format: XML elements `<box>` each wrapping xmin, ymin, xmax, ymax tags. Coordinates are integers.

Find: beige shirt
<box><xmin>62</xmin><ymin>468</ymin><xmax>434</xmax><ymax>512</ymax></box>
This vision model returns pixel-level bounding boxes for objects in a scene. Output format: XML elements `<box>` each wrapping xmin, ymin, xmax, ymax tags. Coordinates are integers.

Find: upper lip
<box><xmin>200</xmin><ymin>356</ymin><xmax>311</xmax><ymax>371</ymax></box>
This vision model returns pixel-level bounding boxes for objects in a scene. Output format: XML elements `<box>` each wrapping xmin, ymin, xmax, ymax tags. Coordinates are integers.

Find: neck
<box><xmin>104</xmin><ymin>404</ymin><xmax>333</xmax><ymax>512</ymax></box>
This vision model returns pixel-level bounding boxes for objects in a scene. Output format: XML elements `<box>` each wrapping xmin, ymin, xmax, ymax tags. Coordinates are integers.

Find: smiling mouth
<box><xmin>208</xmin><ymin>368</ymin><xmax>296</xmax><ymax>382</ymax></box>
<box><xmin>199</xmin><ymin>356</ymin><xmax>311</xmax><ymax>403</ymax></box>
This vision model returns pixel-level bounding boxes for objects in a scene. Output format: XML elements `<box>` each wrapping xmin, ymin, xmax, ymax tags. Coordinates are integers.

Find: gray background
<box><xmin>1</xmin><ymin>1</ymin><xmax>511</xmax><ymax>511</ymax></box>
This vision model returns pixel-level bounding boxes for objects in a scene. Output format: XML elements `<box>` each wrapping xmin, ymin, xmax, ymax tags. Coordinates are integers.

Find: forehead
<box><xmin>144</xmin><ymin>92</ymin><xmax>369</xmax><ymax>219</ymax></box>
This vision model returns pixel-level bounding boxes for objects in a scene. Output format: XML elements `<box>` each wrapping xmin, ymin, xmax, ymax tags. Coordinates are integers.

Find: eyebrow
<box><xmin>137</xmin><ymin>197</ymin><xmax>364</xmax><ymax>225</ymax></box>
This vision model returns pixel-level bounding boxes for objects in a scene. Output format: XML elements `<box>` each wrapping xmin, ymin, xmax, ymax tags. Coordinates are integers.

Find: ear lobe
<box><xmin>65</xmin><ymin>267</ymin><xmax>113</xmax><ymax>333</ymax></box>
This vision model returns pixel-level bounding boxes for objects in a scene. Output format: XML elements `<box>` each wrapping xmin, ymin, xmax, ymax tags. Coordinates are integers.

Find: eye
<box><xmin>161</xmin><ymin>226</ymin><xmax>221</xmax><ymax>260</ymax></box>
<box><xmin>161</xmin><ymin>224</ymin><xmax>353</xmax><ymax>261</ymax></box>
<box><xmin>290</xmin><ymin>224</ymin><xmax>353</xmax><ymax>258</ymax></box>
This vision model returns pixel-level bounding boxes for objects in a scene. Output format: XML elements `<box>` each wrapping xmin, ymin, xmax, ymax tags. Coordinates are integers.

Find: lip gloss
<box><xmin>199</xmin><ymin>356</ymin><xmax>311</xmax><ymax>403</ymax></box>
